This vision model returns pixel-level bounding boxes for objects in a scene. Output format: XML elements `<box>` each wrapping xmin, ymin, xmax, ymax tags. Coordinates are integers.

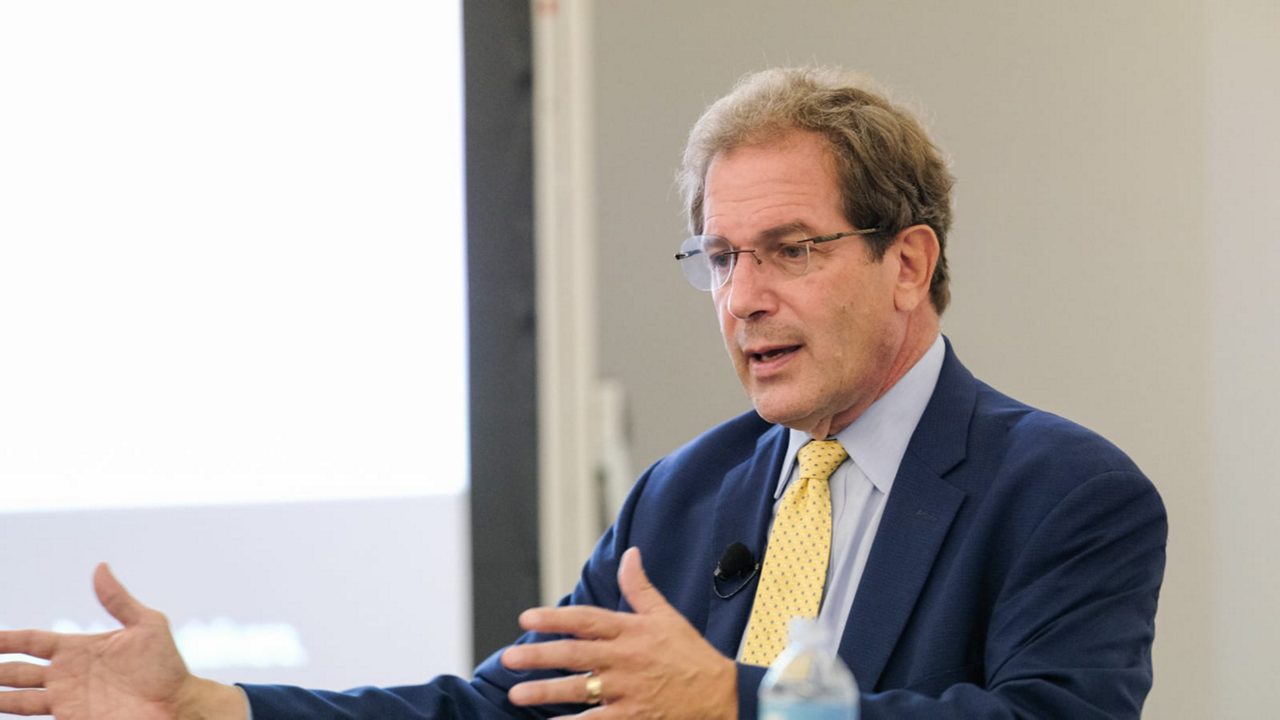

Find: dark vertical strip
<box><xmin>463</xmin><ymin>1</ymin><xmax>539</xmax><ymax>662</ymax></box>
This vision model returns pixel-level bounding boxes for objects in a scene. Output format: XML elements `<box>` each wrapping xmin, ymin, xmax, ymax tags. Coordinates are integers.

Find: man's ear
<box><xmin>891</xmin><ymin>225</ymin><xmax>940</xmax><ymax>313</ymax></box>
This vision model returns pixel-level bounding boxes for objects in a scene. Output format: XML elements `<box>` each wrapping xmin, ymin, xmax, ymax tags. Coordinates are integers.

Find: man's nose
<box><xmin>724</xmin><ymin>253</ymin><xmax>777</xmax><ymax>320</ymax></box>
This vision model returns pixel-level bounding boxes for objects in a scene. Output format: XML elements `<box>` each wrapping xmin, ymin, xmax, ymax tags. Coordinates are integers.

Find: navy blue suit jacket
<box><xmin>243</xmin><ymin>342</ymin><xmax>1167</xmax><ymax>718</ymax></box>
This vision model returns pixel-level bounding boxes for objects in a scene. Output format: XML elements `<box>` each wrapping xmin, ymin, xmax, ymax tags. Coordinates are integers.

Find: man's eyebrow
<box><xmin>707</xmin><ymin>222</ymin><xmax>813</xmax><ymax>246</ymax></box>
<box><xmin>756</xmin><ymin>222</ymin><xmax>812</xmax><ymax>243</ymax></box>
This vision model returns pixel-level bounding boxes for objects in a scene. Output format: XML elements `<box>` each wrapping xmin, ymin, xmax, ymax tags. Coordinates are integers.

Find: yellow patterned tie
<box><xmin>740</xmin><ymin>439</ymin><xmax>848</xmax><ymax>666</ymax></box>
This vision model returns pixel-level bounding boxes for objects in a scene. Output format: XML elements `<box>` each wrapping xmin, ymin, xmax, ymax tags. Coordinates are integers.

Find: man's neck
<box><xmin>875</xmin><ymin>313</ymin><xmax>941</xmax><ymax>402</ymax></box>
<box><xmin>818</xmin><ymin>313</ymin><xmax>940</xmax><ymax>437</ymax></box>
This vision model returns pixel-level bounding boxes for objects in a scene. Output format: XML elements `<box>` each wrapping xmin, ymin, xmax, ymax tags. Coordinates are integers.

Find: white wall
<box><xmin>1205</xmin><ymin>1</ymin><xmax>1280</xmax><ymax>715</ymax></box>
<box><xmin>585</xmin><ymin>0</ymin><xmax>1278</xmax><ymax>715</ymax></box>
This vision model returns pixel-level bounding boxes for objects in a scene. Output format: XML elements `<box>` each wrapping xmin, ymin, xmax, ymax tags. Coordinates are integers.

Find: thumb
<box><xmin>618</xmin><ymin>547</ymin><xmax>672</xmax><ymax>615</ymax></box>
<box><xmin>93</xmin><ymin>563</ymin><xmax>148</xmax><ymax>628</ymax></box>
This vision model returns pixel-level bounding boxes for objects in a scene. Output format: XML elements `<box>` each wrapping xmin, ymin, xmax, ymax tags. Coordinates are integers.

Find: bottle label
<box><xmin>761</xmin><ymin>698</ymin><xmax>857</xmax><ymax>720</ymax></box>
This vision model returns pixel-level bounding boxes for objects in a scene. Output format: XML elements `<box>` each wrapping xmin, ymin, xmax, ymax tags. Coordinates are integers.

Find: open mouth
<box><xmin>750</xmin><ymin>345</ymin><xmax>801</xmax><ymax>363</ymax></box>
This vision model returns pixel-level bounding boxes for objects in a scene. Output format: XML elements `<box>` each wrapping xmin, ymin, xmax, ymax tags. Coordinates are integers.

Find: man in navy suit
<box><xmin>0</xmin><ymin>67</ymin><xmax>1165</xmax><ymax>719</ymax></box>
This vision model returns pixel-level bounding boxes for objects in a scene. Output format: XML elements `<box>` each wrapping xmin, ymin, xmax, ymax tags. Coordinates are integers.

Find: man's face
<box><xmin>703</xmin><ymin>130</ymin><xmax>907</xmax><ymax>437</ymax></box>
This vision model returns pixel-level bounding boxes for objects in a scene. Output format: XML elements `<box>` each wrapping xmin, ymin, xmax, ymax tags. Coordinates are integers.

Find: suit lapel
<box><xmin>839</xmin><ymin>454</ymin><xmax>964</xmax><ymax>689</ymax></box>
<box><xmin>839</xmin><ymin>339</ymin><xmax>976</xmax><ymax>689</ymax></box>
<box><xmin>702</xmin><ymin>423</ymin><xmax>789</xmax><ymax>656</ymax></box>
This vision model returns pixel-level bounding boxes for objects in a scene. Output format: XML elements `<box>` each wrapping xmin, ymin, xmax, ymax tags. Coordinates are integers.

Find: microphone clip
<box><xmin>713</xmin><ymin>564</ymin><xmax>760</xmax><ymax>599</ymax></box>
<box><xmin>712</xmin><ymin>542</ymin><xmax>760</xmax><ymax>600</ymax></box>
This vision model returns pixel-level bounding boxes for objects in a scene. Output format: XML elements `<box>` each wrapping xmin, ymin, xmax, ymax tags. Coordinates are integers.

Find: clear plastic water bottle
<box><xmin>758</xmin><ymin>618</ymin><xmax>859</xmax><ymax>720</ymax></box>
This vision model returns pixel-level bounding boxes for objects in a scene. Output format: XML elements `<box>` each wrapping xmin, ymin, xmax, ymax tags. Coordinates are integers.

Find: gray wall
<box><xmin>590</xmin><ymin>0</ymin><xmax>1278</xmax><ymax>716</ymax></box>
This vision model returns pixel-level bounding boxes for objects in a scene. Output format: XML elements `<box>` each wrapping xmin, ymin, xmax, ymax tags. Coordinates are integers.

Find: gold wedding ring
<box><xmin>584</xmin><ymin>672</ymin><xmax>604</xmax><ymax>705</ymax></box>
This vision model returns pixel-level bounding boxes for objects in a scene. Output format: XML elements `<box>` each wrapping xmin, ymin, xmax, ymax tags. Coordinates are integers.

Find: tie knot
<box><xmin>796</xmin><ymin>439</ymin><xmax>848</xmax><ymax>482</ymax></box>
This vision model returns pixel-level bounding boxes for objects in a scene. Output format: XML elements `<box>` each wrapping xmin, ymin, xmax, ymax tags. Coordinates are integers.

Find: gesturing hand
<box><xmin>502</xmin><ymin>547</ymin><xmax>738</xmax><ymax>719</ymax></box>
<box><xmin>0</xmin><ymin>564</ymin><xmax>245</xmax><ymax>719</ymax></box>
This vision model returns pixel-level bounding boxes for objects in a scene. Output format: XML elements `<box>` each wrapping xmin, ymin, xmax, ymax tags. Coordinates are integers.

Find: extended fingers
<box><xmin>518</xmin><ymin>605</ymin><xmax>625</xmax><ymax>639</ymax></box>
<box><xmin>510</xmin><ymin>674</ymin><xmax>633</xmax><ymax>719</ymax></box>
<box><xmin>0</xmin><ymin>688</ymin><xmax>50</xmax><ymax>716</ymax></box>
<box><xmin>94</xmin><ymin>563</ymin><xmax>147</xmax><ymax>628</ymax></box>
<box><xmin>502</xmin><ymin>639</ymin><xmax>602</xmax><ymax>673</ymax></box>
<box><xmin>0</xmin><ymin>661</ymin><xmax>48</xmax><ymax>689</ymax></box>
<box><xmin>0</xmin><ymin>630</ymin><xmax>58</xmax><ymax>660</ymax></box>
<box><xmin>616</xmin><ymin>548</ymin><xmax>671</xmax><ymax>616</ymax></box>
<box><xmin>508</xmin><ymin>672</ymin><xmax>600</xmax><ymax>707</ymax></box>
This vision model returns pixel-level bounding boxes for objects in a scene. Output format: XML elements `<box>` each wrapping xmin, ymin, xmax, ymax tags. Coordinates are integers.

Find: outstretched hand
<box><xmin>0</xmin><ymin>564</ymin><xmax>245</xmax><ymax>719</ymax></box>
<box><xmin>502</xmin><ymin>547</ymin><xmax>738</xmax><ymax>719</ymax></box>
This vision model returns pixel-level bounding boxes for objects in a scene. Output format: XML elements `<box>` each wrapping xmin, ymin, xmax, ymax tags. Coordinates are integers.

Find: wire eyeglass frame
<box><xmin>674</xmin><ymin>227</ymin><xmax>880</xmax><ymax>291</ymax></box>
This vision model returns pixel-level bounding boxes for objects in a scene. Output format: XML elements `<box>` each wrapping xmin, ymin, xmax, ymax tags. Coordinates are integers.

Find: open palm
<box><xmin>0</xmin><ymin>564</ymin><xmax>202</xmax><ymax>719</ymax></box>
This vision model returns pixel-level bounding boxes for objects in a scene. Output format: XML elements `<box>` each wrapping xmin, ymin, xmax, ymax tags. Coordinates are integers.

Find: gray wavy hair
<box><xmin>678</xmin><ymin>67</ymin><xmax>955</xmax><ymax>313</ymax></box>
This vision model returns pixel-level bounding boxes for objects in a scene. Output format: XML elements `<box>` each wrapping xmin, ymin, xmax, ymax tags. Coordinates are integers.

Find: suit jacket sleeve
<box><xmin>239</xmin><ymin>462</ymin><xmax>657</xmax><ymax>720</ymax></box>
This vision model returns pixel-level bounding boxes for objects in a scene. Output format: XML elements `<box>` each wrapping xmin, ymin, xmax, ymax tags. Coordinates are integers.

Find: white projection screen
<box><xmin>0</xmin><ymin>0</ymin><xmax>471</xmax><ymax>705</ymax></box>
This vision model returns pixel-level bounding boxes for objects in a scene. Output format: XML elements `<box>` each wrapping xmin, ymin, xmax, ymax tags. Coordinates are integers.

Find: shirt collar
<box><xmin>775</xmin><ymin>333</ymin><xmax>946</xmax><ymax>499</ymax></box>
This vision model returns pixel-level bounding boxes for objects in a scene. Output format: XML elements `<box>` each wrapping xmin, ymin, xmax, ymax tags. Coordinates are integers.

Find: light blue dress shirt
<box><xmin>737</xmin><ymin>333</ymin><xmax>945</xmax><ymax>661</ymax></box>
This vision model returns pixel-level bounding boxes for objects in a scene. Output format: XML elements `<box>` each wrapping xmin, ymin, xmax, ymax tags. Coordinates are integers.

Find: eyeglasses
<box><xmin>674</xmin><ymin>228</ymin><xmax>880</xmax><ymax>291</ymax></box>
